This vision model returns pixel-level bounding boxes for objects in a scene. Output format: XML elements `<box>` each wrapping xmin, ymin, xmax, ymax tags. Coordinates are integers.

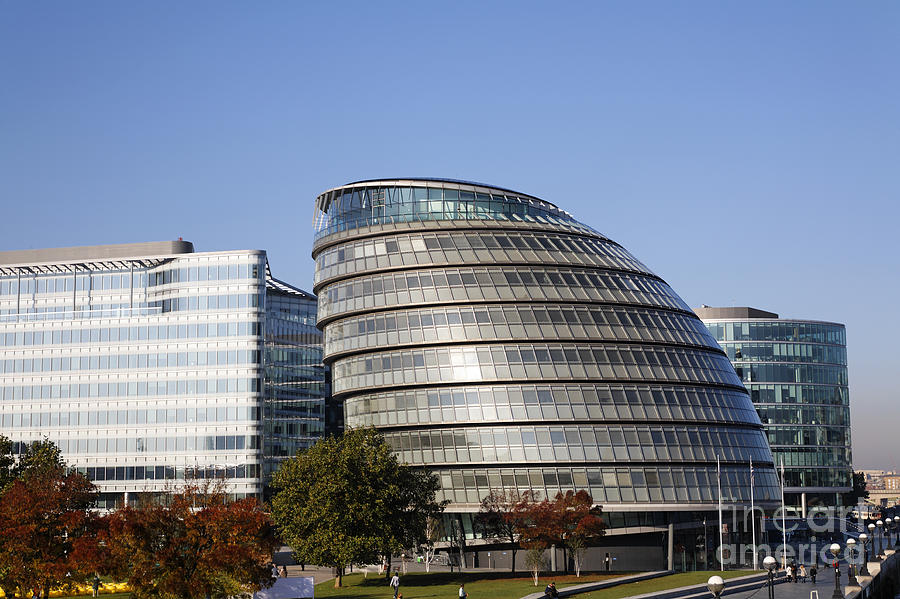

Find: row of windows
<box><xmin>267</xmin><ymin>294</ymin><xmax>318</xmax><ymax>327</ymax></box>
<box><xmin>0</xmin><ymin>405</ymin><xmax>259</xmax><ymax>428</ymax></box>
<box><xmin>782</xmin><ymin>468</ymin><xmax>852</xmax><ymax>489</ymax></box>
<box><xmin>332</xmin><ymin>343</ymin><xmax>742</xmax><ymax>395</ymax></box>
<box><xmin>325</xmin><ymin>304</ymin><xmax>715</xmax><ymax>357</ymax></box>
<box><xmin>722</xmin><ymin>342</ymin><xmax>847</xmax><ymax>366</ymax></box>
<box><xmin>154</xmin><ymin>292</ymin><xmax>264</xmax><ymax>314</ymax></box>
<box><xmin>0</xmin><ymin>256</ymin><xmax>263</xmax><ymax>297</ymax></box>
<box><xmin>755</xmin><ymin>405</ymin><xmax>850</xmax><ymax>427</ymax></box>
<box><xmin>77</xmin><ymin>463</ymin><xmax>262</xmax><ymax>482</ymax></box>
<box><xmin>770</xmin><ymin>447</ymin><xmax>852</xmax><ymax>468</ymax></box>
<box><xmin>1</xmin><ymin>291</ymin><xmax>261</xmax><ymax>316</ymax></box>
<box><xmin>431</xmin><ymin>465</ymin><xmax>782</xmax><ymax>505</ymax></box>
<box><xmin>314</xmin><ymin>184</ymin><xmax>585</xmax><ymax>238</ymax></box>
<box><xmin>766</xmin><ymin>425</ymin><xmax>851</xmax><ymax>447</ymax></box>
<box><xmin>383</xmin><ymin>424</ymin><xmax>771</xmax><ymax>465</ymax></box>
<box><xmin>747</xmin><ymin>384</ymin><xmax>848</xmax><ymax>406</ymax></box>
<box><xmin>0</xmin><ymin>306</ymin><xmax>161</xmax><ymax>322</ymax></box>
<box><xmin>0</xmin><ymin>320</ymin><xmax>262</xmax><ymax>347</ymax></box>
<box><xmin>0</xmin><ymin>377</ymin><xmax>261</xmax><ymax>401</ymax></box>
<box><xmin>736</xmin><ymin>363</ymin><xmax>848</xmax><ymax>386</ymax></box>
<box><xmin>705</xmin><ymin>322</ymin><xmax>845</xmax><ymax>345</ymax></box>
<box><xmin>28</xmin><ymin>434</ymin><xmax>260</xmax><ymax>454</ymax></box>
<box><xmin>345</xmin><ymin>384</ymin><xmax>760</xmax><ymax>429</ymax></box>
<box><xmin>315</xmin><ymin>230</ymin><xmax>648</xmax><ymax>285</ymax></box>
<box><xmin>318</xmin><ymin>265</ymin><xmax>689</xmax><ymax>320</ymax></box>
<box><xmin>148</xmin><ymin>262</ymin><xmax>263</xmax><ymax>287</ymax></box>
<box><xmin>0</xmin><ymin>271</ymin><xmax>150</xmax><ymax>295</ymax></box>
<box><xmin>0</xmin><ymin>349</ymin><xmax>260</xmax><ymax>375</ymax></box>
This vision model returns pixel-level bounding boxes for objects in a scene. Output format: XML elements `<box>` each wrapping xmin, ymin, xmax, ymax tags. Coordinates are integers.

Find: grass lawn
<box><xmin>579</xmin><ymin>571</ymin><xmax>762</xmax><ymax>599</ymax></box>
<box><xmin>315</xmin><ymin>570</ymin><xmax>762</xmax><ymax>599</ymax></box>
<box><xmin>314</xmin><ymin>571</ymin><xmax>625</xmax><ymax>599</ymax></box>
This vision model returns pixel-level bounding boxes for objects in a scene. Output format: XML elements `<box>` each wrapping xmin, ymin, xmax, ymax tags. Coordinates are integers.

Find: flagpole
<box><xmin>780</xmin><ymin>458</ymin><xmax>787</xmax><ymax>570</ymax></box>
<box><xmin>718</xmin><ymin>454</ymin><xmax>724</xmax><ymax>571</ymax></box>
<box><xmin>750</xmin><ymin>458</ymin><xmax>757</xmax><ymax>570</ymax></box>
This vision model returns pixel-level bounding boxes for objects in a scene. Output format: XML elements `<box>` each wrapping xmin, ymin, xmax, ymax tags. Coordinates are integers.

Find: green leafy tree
<box><xmin>843</xmin><ymin>471</ymin><xmax>869</xmax><ymax>507</ymax></box>
<box><xmin>270</xmin><ymin>428</ymin><xmax>445</xmax><ymax>587</ymax></box>
<box><xmin>0</xmin><ymin>435</ymin><xmax>15</xmax><ymax>491</ymax></box>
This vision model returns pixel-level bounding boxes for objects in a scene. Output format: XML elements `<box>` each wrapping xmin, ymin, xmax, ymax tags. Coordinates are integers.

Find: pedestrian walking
<box><xmin>458</xmin><ymin>583</ymin><xmax>468</xmax><ymax>598</ymax></box>
<box><xmin>810</xmin><ymin>565</ymin><xmax>817</xmax><ymax>583</ymax></box>
<box><xmin>92</xmin><ymin>574</ymin><xmax>101</xmax><ymax>597</ymax></box>
<box><xmin>390</xmin><ymin>572</ymin><xmax>400</xmax><ymax>599</ymax></box>
<box><xmin>799</xmin><ymin>564</ymin><xmax>807</xmax><ymax>582</ymax></box>
<box><xmin>280</xmin><ymin>565</ymin><xmax>287</xmax><ymax>578</ymax></box>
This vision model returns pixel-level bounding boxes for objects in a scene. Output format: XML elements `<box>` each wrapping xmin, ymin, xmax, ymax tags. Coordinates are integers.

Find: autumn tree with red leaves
<box><xmin>509</xmin><ymin>490</ymin><xmax>606</xmax><ymax>583</ymax></box>
<box><xmin>104</xmin><ymin>482</ymin><xmax>278</xmax><ymax>599</ymax></box>
<box><xmin>552</xmin><ymin>490</ymin><xmax>606</xmax><ymax>576</ymax></box>
<box><xmin>0</xmin><ymin>438</ymin><xmax>99</xmax><ymax>599</ymax></box>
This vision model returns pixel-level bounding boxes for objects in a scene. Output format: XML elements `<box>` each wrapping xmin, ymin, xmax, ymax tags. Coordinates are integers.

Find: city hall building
<box><xmin>696</xmin><ymin>306</ymin><xmax>852</xmax><ymax>511</ymax></box>
<box><xmin>312</xmin><ymin>178</ymin><xmax>781</xmax><ymax>568</ymax></box>
<box><xmin>0</xmin><ymin>240</ymin><xmax>326</xmax><ymax>507</ymax></box>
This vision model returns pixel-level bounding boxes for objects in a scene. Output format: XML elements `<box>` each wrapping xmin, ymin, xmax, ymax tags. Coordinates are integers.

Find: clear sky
<box><xmin>1</xmin><ymin>2</ymin><xmax>897</xmax><ymax>469</ymax></box>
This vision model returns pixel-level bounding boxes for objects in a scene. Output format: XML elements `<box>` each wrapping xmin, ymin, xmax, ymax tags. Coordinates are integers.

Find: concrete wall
<box><xmin>469</xmin><ymin>545</ymin><xmax>665</xmax><ymax>573</ymax></box>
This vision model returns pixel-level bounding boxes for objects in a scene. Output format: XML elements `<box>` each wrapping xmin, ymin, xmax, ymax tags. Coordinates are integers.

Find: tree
<box><xmin>0</xmin><ymin>448</ymin><xmax>98</xmax><ymax>599</ymax></box>
<box><xmin>511</xmin><ymin>494</ymin><xmax>555</xmax><ymax>586</ymax></box>
<box><xmin>419</xmin><ymin>516</ymin><xmax>444</xmax><ymax>573</ymax></box>
<box><xmin>843</xmin><ymin>471</ymin><xmax>869</xmax><ymax>507</ymax></box>
<box><xmin>552</xmin><ymin>491</ymin><xmax>606</xmax><ymax>577</ymax></box>
<box><xmin>270</xmin><ymin>428</ymin><xmax>445</xmax><ymax>587</ymax></box>
<box><xmin>0</xmin><ymin>435</ymin><xmax>15</xmax><ymax>491</ymax></box>
<box><xmin>474</xmin><ymin>489</ymin><xmax>529</xmax><ymax>573</ymax></box>
<box><xmin>104</xmin><ymin>481</ymin><xmax>277</xmax><ymax>599</ymax></box>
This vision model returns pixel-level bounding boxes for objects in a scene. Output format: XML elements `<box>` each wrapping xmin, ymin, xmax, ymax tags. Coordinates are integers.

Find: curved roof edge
<box><xmin>315</xmin><ymin>178</ymin><xmax>559</xmax><ymax>212</ymax></box>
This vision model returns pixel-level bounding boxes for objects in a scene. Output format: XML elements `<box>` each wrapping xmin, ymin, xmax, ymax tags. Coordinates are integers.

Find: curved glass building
<box><xmin>696</xmin><ymin>307</ymin><xmax>852</xmax><ymax>510</ymax></box>
<box><xmin>312</xmin><ymin>179</ymin><xmax>780</xmax><ymax>524</ymax></box>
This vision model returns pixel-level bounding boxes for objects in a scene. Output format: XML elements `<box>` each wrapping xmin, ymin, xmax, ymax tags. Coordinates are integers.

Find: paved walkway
<box><xmin>726</xmin><ymin>574</ymin><xmax>845</xmax><ymax>599</ymax></box>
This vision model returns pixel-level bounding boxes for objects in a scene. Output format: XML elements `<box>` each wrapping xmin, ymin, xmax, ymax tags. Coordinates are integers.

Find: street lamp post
<box><xmin>877</xmin><ymin>520</ymin><xmax>884</xmax><ymax>559</ymax></box>
<box><xmin>894</xmin><ymin>517</ymin><xmax>900</xmax><ymax>548</ymax></box>
<box><xmin>868</xmin><ymin>523</ymin><xmax>879</xmax><ymax>562</ymax></box>
<box><xmin>858</xmin><ymin>533</ymin><xmax>870</xmax><ymax>577</ymax></box>
<box><xmin>763</xmin><ymin>556</ymin><xmax>777</xmax><ymax>599</ymax></box>
<box><xmin>886</xmin><ymin>518</ymin><xmax>894</xmax><ymax>548</ymax></box>
<box><xmin>830</xmin><ymin>543</ymin><xmax>843</xmax><ymax>599</ymax></box>
<box><xmin>707</xmin><ymin>575</ymin><xmax>725</xmax><ymax>599</ymax></box>
<box><xmin>846</xmin><ymin>538</ymin><xmax>858</xmax><ymax>586</ymax></box>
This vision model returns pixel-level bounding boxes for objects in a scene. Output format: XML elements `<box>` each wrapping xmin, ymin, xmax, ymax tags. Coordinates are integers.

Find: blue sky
<box><xmin>1</xmin><ymin>1</ymin><xmax>897</xmax><ymax>469</ymax></box>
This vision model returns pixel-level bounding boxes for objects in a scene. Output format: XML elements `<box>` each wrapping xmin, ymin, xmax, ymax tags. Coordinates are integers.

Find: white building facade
<box><xmin>0</xmin><ymin>241</ymin><xmax>321</xmax><ymax>507</ymax></box>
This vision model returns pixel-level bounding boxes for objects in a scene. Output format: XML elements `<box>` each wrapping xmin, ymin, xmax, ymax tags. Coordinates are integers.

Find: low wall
<box><xmin>470</xmin><ymin>545</ymin><xmax>665</xmax><ymax>572</ymax></box>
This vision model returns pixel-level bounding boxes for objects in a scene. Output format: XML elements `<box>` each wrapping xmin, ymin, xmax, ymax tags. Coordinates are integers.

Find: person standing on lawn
<box><xmin>390</xmin><ymin>572</ymin><xmax>400</xmax><ymax>599</ymax></box>
<box><xmin>458</xmin><ymin>583</ymin><xmax>468</xmax><ymax>598</ymax></box>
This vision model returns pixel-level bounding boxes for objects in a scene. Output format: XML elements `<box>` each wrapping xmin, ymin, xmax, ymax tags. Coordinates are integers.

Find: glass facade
<box><xmin>263</xmin><ymin>280</ymin><xmax>328</xmax><ymax>474</ymax></box>
<box><xmin>699</xmin><ymin>310</ymin><xmax>852</xmax><ymax>506</ymax></box>
<box><xmin>313</xmin><ymin>179</ymin><xmax>780</xmax><ymax>514</ymax></box>
<box><xmin>0</xmin><ymin>242</ymin><xmax>324</xmax><ymax>507</ymax></box>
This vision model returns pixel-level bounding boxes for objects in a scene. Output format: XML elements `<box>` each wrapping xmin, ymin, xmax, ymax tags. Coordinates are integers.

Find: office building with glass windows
<box><xmin>0</xmin><ymin>240</ymin><xmax>326</xmax><ymax>507</ymax></box>
<box><xmin>696</xmin><ymin>306</ymin><xmax>852</xmax><ymax>511</ymax></box>
<box><xmin>312</xmin><ymin>178</ymin><xmax>781</xmax><ymax>565</ymax></box>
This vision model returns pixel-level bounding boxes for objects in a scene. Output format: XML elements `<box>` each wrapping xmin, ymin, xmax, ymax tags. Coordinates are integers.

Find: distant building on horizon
<box><xmin>0</xmin><ymin>240</ymin><xmax>327</xmax><ymax>507</ymax></box>
<box><xmin>696</xmin><ymin>306</ymin><xmax>852</xmax><ymax>512</ymax></box>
